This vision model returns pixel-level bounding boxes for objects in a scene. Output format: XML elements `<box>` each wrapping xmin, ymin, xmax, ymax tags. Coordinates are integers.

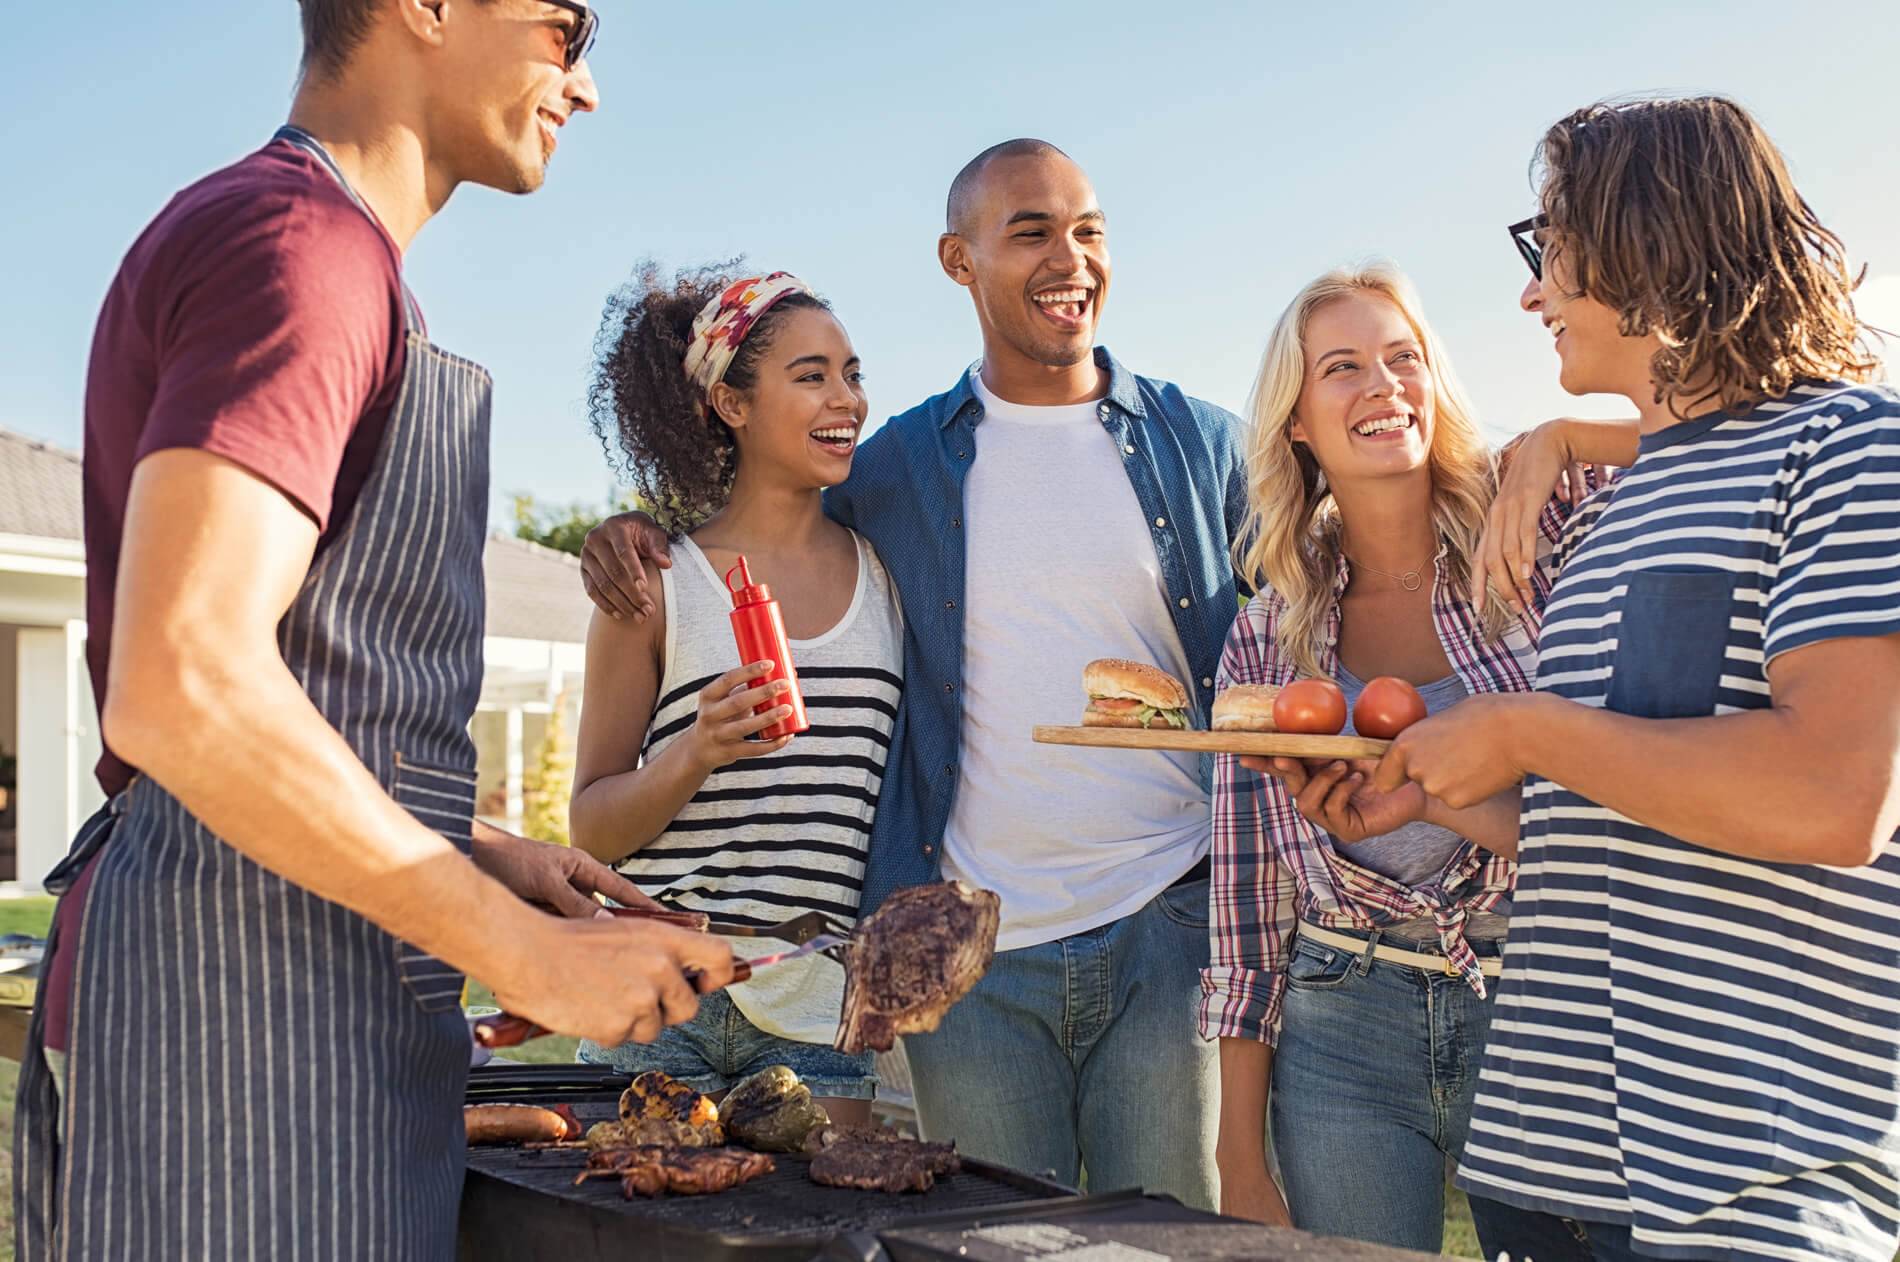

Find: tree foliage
<box><xmin>510</xmin><ymin>492</ymin><xmax>639</xmax><ymax>558</ymax></box>
<box><xmin>520</xmin><ymin>691</ymin><xmax>575</xmax><ymax>847</ymax></box>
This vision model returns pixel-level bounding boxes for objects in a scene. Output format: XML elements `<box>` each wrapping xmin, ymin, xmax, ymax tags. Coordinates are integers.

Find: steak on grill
<box><xmin>574</xmin><ymin>1145</ymin><xmax>776</xmax><ymax>1198</ymax></box>
<box><xmin>803</xmin><ymin>1121</ymin><xmax>907</xmax><ymax>1152</ymax></box>
<box><xmin>808</xmin><ymin>1138</ymin><xmax>963</xmax><ymax>1193</ymax></box>
<box><xmin>834</xmin><ymin>881</ymin><xmax>1001</xmax><ymax>1054</ymax></box>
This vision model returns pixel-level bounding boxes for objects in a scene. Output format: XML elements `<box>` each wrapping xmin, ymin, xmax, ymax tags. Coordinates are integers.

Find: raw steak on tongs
<box><xmin>834</xmin><ymin>881</ymin><xmax>1001</xmax><ymax>1055</ymax></box>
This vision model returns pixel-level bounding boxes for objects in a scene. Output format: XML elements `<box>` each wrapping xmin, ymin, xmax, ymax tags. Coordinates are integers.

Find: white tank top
<box><xmin>617</xmin><ymin>532</ymin><xmax>903</xmax><ymax>1043</ymax></box>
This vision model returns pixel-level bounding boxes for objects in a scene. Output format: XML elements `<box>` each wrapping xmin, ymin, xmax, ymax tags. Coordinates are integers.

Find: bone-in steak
<box><xmin>808</xmin><ymin>1138</ymin><xmax>963</xmax><ymax>1193</ymax></box>
<box><xmin>834</xmin><ymin>881</ymin><xmax>1001</xmax><ymax>1054</ymax></box>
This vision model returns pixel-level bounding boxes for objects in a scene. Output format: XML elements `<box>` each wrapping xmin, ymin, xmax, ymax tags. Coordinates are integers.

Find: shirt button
<box><xmin>924</xmin><ymin>845</ymin><xmax>934</xmax><ymax>855</ymax></box>
<box><xmin>1203</xmin><ymin>677</ymin><xmax>1214</xmax><ymax>688</ymax></box>
<box><xmin>1155</xmin><ymin>517</ymin><xmax>1167</xmax><ymax>529</ymax></box>
<box><xmin>945</xmin><ymin>600</ymin><xmax>956</xmax><ymax>610</ymax></box>
<box><xmin>950</xmin><ymin>518</ymin><xmax>961</xmax><ymax>529</ymax></box>
<box><xmin>944</xmin><ymin>684</ymin><xmax>955</xmax><ymax>694</ymax></box>
<box><xmin>1179</xmin><ymin>597</ymin><xmax>1191</xmax><ymax>609</ymax></box>
<box><xmin>956</xmin><ymin>451</ymin><xmax>967</xmax><ymax>460</ymax></box>
<box><xmin>943</xmin><ymin>764</ymin><xmax>954</xmax><ymax>775</ymax></box>
<box><xmin>1124</xmin><ymin>444</ymin><xmax>1136</xmax><ymax>454</ymax></box>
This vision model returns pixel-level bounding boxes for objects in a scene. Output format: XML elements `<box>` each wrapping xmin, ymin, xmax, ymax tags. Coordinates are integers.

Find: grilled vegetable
<box><xmin>607</xmin><ymin>1071</ymin><xmax>724</xmax><ymax>1146</ymax></box>
<box><xmin>621</xmin><ymin>1070</ymin><xmax>721</xmax><ymax>1129</ymax></box>
<box><xmin>717</xmin><ymin>1066</ymin><xmax>830</xmax><ymax>1153</ymax></box>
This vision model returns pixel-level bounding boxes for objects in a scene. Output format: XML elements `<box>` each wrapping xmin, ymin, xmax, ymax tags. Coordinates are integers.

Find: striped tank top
<box><xmin>618</xmin><ymin>531</ymin><xmax>903</xmax><ymax>1043</ymax></box>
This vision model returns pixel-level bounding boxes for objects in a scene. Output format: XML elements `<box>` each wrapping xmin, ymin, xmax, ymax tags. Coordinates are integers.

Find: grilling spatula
<box><xmin>473</xmin><ymin>934</ymin><xmax>849</xmax><ymax>1050</ymax></box>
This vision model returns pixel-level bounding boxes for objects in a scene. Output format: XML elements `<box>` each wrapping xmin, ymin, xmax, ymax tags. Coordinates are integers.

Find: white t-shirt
<box><xmin>940</xmin><ymin>371</ymin><xmax>1211</xmax><ymax>951</ymax></box>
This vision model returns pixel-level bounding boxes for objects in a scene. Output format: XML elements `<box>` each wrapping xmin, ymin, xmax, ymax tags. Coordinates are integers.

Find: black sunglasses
<box><xmin>542</xmin><ymin>0</ymin><xmax>599</xmax><ymax>70</ymax></box>
<box><xmin>1509</xmin><ymin>214</ymin><xmax>1549</xmax><ymax>280</ymax></box>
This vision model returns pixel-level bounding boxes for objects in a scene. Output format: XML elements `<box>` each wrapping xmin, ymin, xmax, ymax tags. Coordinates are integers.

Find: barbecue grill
<box><xmin>458</xmin><ymin>1065</ymin><xmax>1457</xmax><ymax>1262</ymax></box>
<box><xmin>458</xmin><ymin>1064</ymin><xmax>1082</xmax><ymax>1262</ymax></box>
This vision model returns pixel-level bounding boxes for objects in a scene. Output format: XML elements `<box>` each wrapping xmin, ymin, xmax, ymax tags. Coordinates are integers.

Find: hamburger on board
<box><xmin>1082</xmin><ymin>658</ymin><xmax>1190</xmax><ymax>730</ymax></box>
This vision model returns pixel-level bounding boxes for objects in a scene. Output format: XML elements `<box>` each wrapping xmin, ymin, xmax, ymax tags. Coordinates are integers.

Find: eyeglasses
<box><xmin>542</xmin><ymin>0</ymin><xmax>599</xmax><ymax>70</ymax></box>
<box><xmin>1509</xmin><ymin>214</ymin><xmax>1549</xmax><ymax>280</ymax></box>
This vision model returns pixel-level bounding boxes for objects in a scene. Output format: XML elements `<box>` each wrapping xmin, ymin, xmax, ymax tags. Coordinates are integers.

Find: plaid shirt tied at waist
<box><xmin>1200</xmin><ymin>496</ymin><xmax>1570</xmax><ymax>1044</ymax></box>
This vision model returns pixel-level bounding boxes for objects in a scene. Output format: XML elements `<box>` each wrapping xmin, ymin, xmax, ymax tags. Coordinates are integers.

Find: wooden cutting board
<box><xmin>1031</xmin><ymin>725</ymin><xmax>1391</xmax><ymax>760</ymax></box>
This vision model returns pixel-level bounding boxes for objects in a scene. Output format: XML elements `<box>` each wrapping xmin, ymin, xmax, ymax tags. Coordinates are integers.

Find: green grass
<box><xmin>1444</xmin><ymin>1180</ymin><xmax>1482</xmax><ymax>1257</ymax></box>
<box><xmin>463</xmin><ymin>980</ymin><xmax>580</xmax><ymax>1065</ymax></box>
<box><xmin>1</xmin><ymin>1055</ymin><xmax>15</xmax><ymax>1261</ymax></box>
<box><xmin>0</xmin><ymin>899</ymin><xmax>54</xmax><ymax>941</ymax></box>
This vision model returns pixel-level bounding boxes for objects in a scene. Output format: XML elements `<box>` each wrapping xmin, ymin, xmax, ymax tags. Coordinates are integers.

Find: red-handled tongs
<box><xmin>472</xmin><ymin>933</ymin><xmax>849</xmax><ymax>1050</ymax></box>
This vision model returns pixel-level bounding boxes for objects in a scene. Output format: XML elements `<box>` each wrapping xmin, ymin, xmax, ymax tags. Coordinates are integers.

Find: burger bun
<box><xmin>1211</xmin><ymin>683</ymin><xmax>1281</xmax><ymax>732</ymax></box>
<box><xmin>1082</xmin><ymin>658</ymin><xmax>1189</xmax><ymax>710</ymax></box>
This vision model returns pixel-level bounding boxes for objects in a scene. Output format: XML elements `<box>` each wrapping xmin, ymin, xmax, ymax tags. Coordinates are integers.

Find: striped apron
<box><xmin>13</xmin><ymin>125</ymin><xmax>492</xmax><ymax>1261</ymax></box>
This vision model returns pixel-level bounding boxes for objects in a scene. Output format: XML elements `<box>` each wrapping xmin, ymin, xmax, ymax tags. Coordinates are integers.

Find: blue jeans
<box><xmin>1270</xmin><ymin>929</ymin><xmax>1507</xmax><ymax>1253</ymax></box>
<box><xmin>576</xmin><ymin>989</ymin><xmax>877</xmax><ymax>1100</ymax></box>
<box><xmin>901</xmin><ymin>879</ymin><xmax>1218</xmax><ymax>1210</ymax></box>
<box><xmin>1466</xmin><ymin>1196</ymin><xmax>1649</xmax><ymax>1262</ymax></box>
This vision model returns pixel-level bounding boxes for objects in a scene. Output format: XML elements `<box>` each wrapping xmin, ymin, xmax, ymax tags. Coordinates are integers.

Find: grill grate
<box><xmin>459</xmin><ymin>1091</ymin><xmax>1080</xmax><ymax>1262</ymax></box>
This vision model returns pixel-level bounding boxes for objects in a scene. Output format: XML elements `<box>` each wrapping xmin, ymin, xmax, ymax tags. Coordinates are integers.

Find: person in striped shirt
<box><xmin>1205</xmin><ymin>263</ymin><xmax>1619</xmax><ymax>1252</ymax></box>
<box><xmin>1373</xmin><ymin>96</ymin><xmax>1900</xmax><ymax>1262</ymax></box>
<box><xmin>568</xmin><ymin>266</ymin><xmax>904</xmax><ymax>1122</ymax></box>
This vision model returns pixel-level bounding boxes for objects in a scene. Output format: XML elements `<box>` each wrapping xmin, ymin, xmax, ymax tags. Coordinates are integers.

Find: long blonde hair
<box><xmin>1234</xmin><ymin>263</ymin><xmax>1510</xmax><ymax>678</ymax></box>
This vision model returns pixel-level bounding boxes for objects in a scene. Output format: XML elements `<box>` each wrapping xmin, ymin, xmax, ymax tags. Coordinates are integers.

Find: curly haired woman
<box><xmin>568</xmin><ymin>265</ymin><xmax>902</xmax><ymax>1122</ymax></box>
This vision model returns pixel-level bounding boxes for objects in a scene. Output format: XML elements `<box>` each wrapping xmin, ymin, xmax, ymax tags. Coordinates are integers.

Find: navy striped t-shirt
<box><xmin>1457</xmin><ymin>382</ymin><xmax>1900</xmax><ymax>1262</ymax></box>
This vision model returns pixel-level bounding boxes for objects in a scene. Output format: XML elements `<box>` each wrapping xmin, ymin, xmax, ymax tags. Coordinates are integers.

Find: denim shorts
<box><xmin>576</xmin><ymin>989</ymin><xmax>877</xmax><ymax>1100</ymax></box>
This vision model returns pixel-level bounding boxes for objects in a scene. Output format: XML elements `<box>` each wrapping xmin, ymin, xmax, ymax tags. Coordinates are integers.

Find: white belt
<box><xmin>1298</xmin><ymin>923</ymin><xmax>1504</xmax><ymax>979</ymax></box>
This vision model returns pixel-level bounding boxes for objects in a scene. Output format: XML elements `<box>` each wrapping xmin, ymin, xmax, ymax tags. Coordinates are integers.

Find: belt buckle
<box><xmin>1444</xmin><ymin>952</ymin><xmax>1459</xmax><ymax>978</ymax></box>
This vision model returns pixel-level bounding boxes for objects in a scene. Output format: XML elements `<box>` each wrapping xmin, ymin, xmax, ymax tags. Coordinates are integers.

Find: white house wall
<box><xmin>0</xmin><ymin>624</ymin><xmax>17</xmax><ymax>769</ymax></box>
<box><xmin>16</xmin><ymin>621</ymin><xmax>103</xmax><ymax>888</ymax></box>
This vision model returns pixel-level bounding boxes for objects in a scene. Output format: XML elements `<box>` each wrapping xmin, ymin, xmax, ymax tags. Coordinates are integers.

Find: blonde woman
<box><xmin>1201</xmin><ymin>264</ymin><xmax>1613</xmax><ymax>1253</ymax></box>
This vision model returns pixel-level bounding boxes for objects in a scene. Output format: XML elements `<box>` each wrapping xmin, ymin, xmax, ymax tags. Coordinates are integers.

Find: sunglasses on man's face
<box><xmin>1509</xmin><ymin>214</ymin><xmax>1549</xmax><ymax>280</ymax></box>
<box><xmin>541</xmin><ymin>0</ymin><xmax>599</xmax><ymax>70</ymax></box>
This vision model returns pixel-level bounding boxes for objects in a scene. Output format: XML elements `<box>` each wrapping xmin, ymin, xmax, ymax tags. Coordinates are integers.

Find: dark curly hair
<box><xmin>1535</xmin><ymin>96</ymin><xmax>1880</xmax><ymax>418</ymax></box>
<box><xmin>589</xmin><ymin>261</ymin><xmax>832</xmax><ymax>536</ymax></box>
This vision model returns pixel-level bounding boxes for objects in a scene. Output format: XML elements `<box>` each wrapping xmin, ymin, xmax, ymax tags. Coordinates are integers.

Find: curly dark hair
<box><xmin>589</xmin><ymin>262</ymin><xmax>832</xmax><ymax>536</ymax></box>
<box><xmin>1535</xmin><ymin>96</ymin><xmax>1880</xmax><ymax>418</ymax></box>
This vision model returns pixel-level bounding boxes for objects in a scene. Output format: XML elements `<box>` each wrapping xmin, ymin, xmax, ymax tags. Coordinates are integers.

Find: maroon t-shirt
<box><xmin>84</xmin><ymin>137</ymin><xmax>412</xmax><ymax>796</ymax></box>
<box><xmin>49</xmin><ymin>138</ymin><xmax>413</xmax><ymax>1051</ymax></box>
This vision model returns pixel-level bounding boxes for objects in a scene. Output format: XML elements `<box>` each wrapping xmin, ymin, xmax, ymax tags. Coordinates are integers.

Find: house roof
<box><xmin>0</xmin><ymin>428</ymin><xmax>83</xmax><ymax>542</ymax></box>
<box><xmin>483</xmin><ymin>533</ymin><xmax>594</xmax><ymax>645</ymax></box>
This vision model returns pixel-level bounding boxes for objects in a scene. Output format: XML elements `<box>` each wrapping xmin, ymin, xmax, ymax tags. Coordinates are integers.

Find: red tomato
<box><xmin>1353</xmin><ymin>676</ymin><xmax>1428</xmax><ymax>739</ymax></box>
<box><xmin>1272</xmin><ymin>679</ymin><xmax>1348</xmax><ymax>735</ymax></box>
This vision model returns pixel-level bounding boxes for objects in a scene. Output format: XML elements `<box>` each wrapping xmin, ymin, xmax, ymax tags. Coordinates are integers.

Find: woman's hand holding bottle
<box><xmin>685</xmin><ymin>661</ymin><xmax>797</xmax><ymax>771</ymax></box>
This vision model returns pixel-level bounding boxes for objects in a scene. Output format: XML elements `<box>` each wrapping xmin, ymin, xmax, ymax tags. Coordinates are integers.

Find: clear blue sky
<box><xmin>4</xmin><ymin>1</ymin><xmax>1896</xmax><ymax>525</ymax></box>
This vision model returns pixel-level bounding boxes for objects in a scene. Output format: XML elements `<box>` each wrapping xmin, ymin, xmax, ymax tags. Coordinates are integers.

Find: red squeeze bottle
<box><xmin>725</xmin><ymin>557</ymin><xmax>810</xmax><ymax>741</ymax></box>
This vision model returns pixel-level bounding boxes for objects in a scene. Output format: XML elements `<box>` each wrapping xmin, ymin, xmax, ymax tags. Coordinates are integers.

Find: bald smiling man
<box><xmin>584</xmin><ymin>140</ymin><xmax>1250</xmax><ymax>1208</ymax></box>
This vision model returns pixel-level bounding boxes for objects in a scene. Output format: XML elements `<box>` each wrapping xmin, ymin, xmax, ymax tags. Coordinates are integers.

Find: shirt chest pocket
<box><xmin>1606</xmin><ymin>569</ymin><xmax>1736</xmax><ymax>720</ymax></box>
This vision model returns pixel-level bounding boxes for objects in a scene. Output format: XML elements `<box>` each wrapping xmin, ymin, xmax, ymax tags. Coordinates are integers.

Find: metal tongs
<box><xmin>471</xmin><ymin>904</ymin><xmax>855</xmax><ymax>1050</ymax></box>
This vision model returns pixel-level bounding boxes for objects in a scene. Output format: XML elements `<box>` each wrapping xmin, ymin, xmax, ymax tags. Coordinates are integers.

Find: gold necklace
<box><xmin>1346</xmin><ymin>553</ymin><xmax>1427</xmax><ymax>592</ymax></box>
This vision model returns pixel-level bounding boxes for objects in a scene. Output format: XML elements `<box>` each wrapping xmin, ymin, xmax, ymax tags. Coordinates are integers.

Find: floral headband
<box><xmin>682</xmin><ymin>272</ymin><xmax>814</xmax><ymax>420</ymax></box>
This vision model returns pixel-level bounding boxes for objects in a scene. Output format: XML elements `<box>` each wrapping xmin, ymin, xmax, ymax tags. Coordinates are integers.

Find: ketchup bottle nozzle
<box><xmin>725</xmin><ymin>558</ymin><xmax>756</xmax><ymax>605</ymax></box>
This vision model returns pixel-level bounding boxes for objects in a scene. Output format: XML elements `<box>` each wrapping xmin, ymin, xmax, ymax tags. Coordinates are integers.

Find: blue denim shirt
<box><xmin>825</xmin><ymin>347</ymin><xmax>1250</xmax><ymax>915</ymax></box>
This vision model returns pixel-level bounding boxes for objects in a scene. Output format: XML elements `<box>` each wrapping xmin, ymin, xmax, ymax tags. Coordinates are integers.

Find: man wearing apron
<box><xmin>13</xmin><ymin>4</ymin><xmax>737</xmax><ymax>1259</ymax></box>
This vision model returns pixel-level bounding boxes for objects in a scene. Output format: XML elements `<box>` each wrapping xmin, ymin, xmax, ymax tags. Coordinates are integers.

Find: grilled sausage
<box><xmin>464</xmin><ymin>1103</ymin><xmax>582</xmax><ymax>1145</ymax></box>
